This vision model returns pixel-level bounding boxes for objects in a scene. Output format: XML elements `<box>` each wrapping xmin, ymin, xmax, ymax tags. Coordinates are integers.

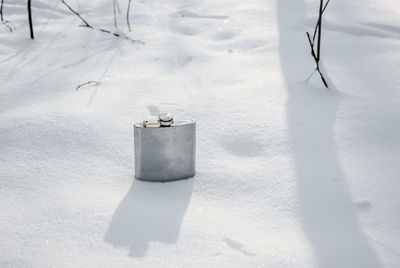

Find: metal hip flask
<box><xmin>134</xmin><ymin>113</ymin><xmax>196</xmax><ymax>182</ymax></box>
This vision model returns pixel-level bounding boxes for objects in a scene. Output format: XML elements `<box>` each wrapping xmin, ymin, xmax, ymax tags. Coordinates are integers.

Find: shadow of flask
<box><xmin>104</xmin><ymin>178</ymin><xmax>193</xmax><ymax>257</ymax></box>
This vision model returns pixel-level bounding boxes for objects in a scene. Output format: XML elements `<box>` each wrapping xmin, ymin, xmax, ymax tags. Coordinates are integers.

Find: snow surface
<box><xmin>1</xmin><ymin>0</ymin><xmax>399</xmax><ymax>267</ymax></box>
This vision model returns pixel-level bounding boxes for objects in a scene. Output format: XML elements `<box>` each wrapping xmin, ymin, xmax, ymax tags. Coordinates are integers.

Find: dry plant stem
<box><xmin>127</xmin><ymin>0</ymin><xmax>132</xmax><ymax>31</ymax></box>
<box><xmin>316</xmin><ymin>0</ymin><xmax>323</xmax><ymax>61</ymax></box>
<box><xmin>312</xmin><ymin>0</ymin><xmax>330</xmax><ymax>43</ymax></box>
<box><xmin>1</xmin><ymin>0</ymin><xmax>4</xmax><ymax>22</ymax></box>
<box><xmin>0</xmin><ymin>0</ymin><xmax>15</xmax><ymax>32</ymax></box>
<box><xmin>61</xmin><ymin>0</ymin><xmax>89</xmax><ymax>26</ymax></box>
<box><xmin>306</xmin><ymin>0</ymin><xmax>329</xmax><ymax>88</ymax></box>
<box><xmin>306</xmin><ymin>33</ymin><xmax>328</xmax><ymax>88</ymax></box>
<box><xmin>0</xmin><ymin>21</ymin><xmax>14</xmax><ymax>32</ymax></box>
<box><xmin>28</xmin><ymin>0</ymin><xmax>34</xmax><ymax>39</ymax></box>
<box><xmin>76</xmin><ymin>81</ymin><xmax>100</xmax><ymax>91</ymax></box>
<box><xmin>61</xmin><ymin>0</ymin><xmax>144</xmax><ymax>44</ymax></box>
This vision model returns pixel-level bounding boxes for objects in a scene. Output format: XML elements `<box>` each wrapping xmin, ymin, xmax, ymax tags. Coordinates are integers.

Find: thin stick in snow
<box><xmin>28</xmin><ymin>0</ymin><xmax>34</xmax><ymax>39</ymax></box>
<box><xmin>1</xmin><ymin>0</ymin><xmax>4</xmax><ymax>22</ymax></box>
<box><xmin>61</xmin><ymin>0</ymin><xmax>144</xmax><ymax>44</ymax></box>
<box><xmin>316</xmin><ymin>0</ymin><xmax>323</xmax><ymax>61</ymax></box>
<box><xmin>306</xmin><ymin>32</ymin><xmax>328</xmax><ymax>88</ymax></box>
<box><xmin>0</xmin><ymin>0</ymin><xmax>15</xmax><ymax>32</ymax></box>
<box><xmin>76</xmin><ymin>81</ymin><xmax>101</xmax><ymax>91</ymax></box>
<box><xmin>312</xmin><ymin>0</ymin><xmax>330</xmax><ymax>43</ymax></box>
<box><xmin>61</xmin><ymin>0</ymin><xmax>90</xmax><ymax>27</ymax></box>
<box><xmin>0</xmin><ymin>20</ymin><xmax>14</xmax><ymax>32</ymax></box>
<box><xmin>306</xmin><ymin>0</ymin><xmax>329</xmax><ymax>88</ymax></box>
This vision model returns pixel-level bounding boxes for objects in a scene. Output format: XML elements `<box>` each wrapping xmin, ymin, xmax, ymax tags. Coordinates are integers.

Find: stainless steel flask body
<box><xmin>134</xmin><ymin>116</ymin><xmax>196</xmax><ymax>182</ymax></box>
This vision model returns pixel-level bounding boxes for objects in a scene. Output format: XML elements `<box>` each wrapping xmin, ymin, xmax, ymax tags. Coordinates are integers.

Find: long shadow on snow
<box><xmin>276</xmin><ymin>1</ymin><xmax>381</xmax><ymax>267</ymax></box>
<box><xmin>105</xmin><ymin>178</ymin><xmax>193</xmax><ymax>257</ymax></box>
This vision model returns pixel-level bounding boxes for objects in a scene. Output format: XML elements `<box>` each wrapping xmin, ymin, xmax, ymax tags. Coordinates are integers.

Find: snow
<box><xmin>0</xmin><ymin>0</ymin><xmax>399</xmax><ymax>267</ymax></box>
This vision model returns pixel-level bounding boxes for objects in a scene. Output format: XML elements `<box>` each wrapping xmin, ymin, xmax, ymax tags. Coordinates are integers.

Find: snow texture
<box><xmin>0</xmin><ymin>0</ymin><xmax>399</xmax><ymax>267</ymax></box>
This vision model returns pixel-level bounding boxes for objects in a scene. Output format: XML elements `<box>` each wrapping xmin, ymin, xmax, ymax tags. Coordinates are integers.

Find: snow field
<box><xmin>0</xmin><ymin>0</ymin><xmax>399</xmax><ymax>267</ymax></box>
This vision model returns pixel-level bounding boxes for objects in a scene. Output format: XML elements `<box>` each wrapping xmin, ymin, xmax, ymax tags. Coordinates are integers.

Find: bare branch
<box><xmin>61</xmin><ymin>0</ymin><xmax>144</xmax><ymax>44</ymax></box>
<box><xmin>76</xmin><ymin>81</ymin><xmax>101</xmax><ymax>91</ymax></box>
<box><xmin>28</xmin><ymin>0</ymin><xmax>34</xmax><ymax>39</ymax></box>
<box><xmin>1</xmin><ymin>0</ymin><xmax>4</xmax><ymax>22</ymax></box>
<box><xmin>318</xmin><ymin>68</ymin><xmax>328</xmax><ymax>88</ymax></box>
<box><xmin>306</xmin><ymin>0</ymin><xmax>329</xmax><ymax>88</ymax></box>
<box><xmin>61</xmin><ymin>0</ymin><xmax>90</xmax><ymax>27</ymax></box>
<box><xmin>306</xmin><ymin>32</ymin><xmax>318</xmax><ymax>62</ymax></box>
<box><xmin>323</xmin><ymin>0</ymin><xmax>330</xmax><ymax>13</ymax></box>
<box><xmin>0</xmin><ymin>0</ymin><xmax>15</xmax><ymax>32</ymax></box>
<box><xmin>0</xmin><ymin>20</ymin><xmax>14</xmax><ymax>32</ymax></box>
<box><xmin>312</xmin><ymin>0</ymin><xmax>330</xmax><ymax>42</ymax></box>
<box><xmin>316</xmin><ymin>0</ymin><xmax>323</xmax><ymax>61</ymax></box>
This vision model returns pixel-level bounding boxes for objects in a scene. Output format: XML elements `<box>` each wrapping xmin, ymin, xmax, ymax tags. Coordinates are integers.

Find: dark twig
<box><xmin>316</xmin><ymin>0</ymin><xmax>323</xmax><ymax>61</ymax></box>
<box><xmin>306</xmin><ymin>31</ymin><xmax>328</xmax><ymax>88</ymax></box>
<box><xmin>1</xmin><ymin>0</ymin><xmax>4</xmax><ymax>22</ymax></box>
<box><xmin>318</xmin><ymin>68</ymin><xmax>328</xmax><ymax>88</ymax></box>
<box><xmin>126</xmin><ymin>0</ymin><xmax>132</xmax><ymax>32</ymax></box>
<box><xmin>61</xmin><ymin>0</ymin><xmax>144</xmax><ymax>44</ymax></box>
<box><xmin>323</xmin><ymin>0</ymin><xmax>331</xmax><ymax>13</ymax></box>
<box><xmin>76</xmin><ymin>81</ymin><xmax>101</xmax><ymax>91</ymax></box>
<box><xmin>28</xmin><ymin>0</ymin><xmax>34</xmax><ymax>39</ymax></box>
<box><xmin>306</xmin><ymin>0</ymin><xmax>329</xmax><ymax>88</ymax></box>
<box><xmin>61</xmin><ymin>0</ymin><xmax>89</xmax><ymax>27</ymax></box>
<box><xmin>312</xmin><ymin>0</ymin><xmax>330</xmax><ymax>44</ymax></box>
<box><xmin>0</xmin><ymin>20</ymin><xmax>14</xmax><ymax>32</ymax></box>
<box><xmin>0</xmin><ymin>0</ymin><xmax>16</xmax><ymax>33</ymax></box>
<box><xmin>306</xmin><ymin>32</ymin><xmax>318</xmax><ymax>63</ymax></box>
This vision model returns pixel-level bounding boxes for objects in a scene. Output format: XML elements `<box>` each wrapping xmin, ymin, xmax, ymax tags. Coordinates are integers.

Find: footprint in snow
<box><xmin>354</xmin><ymin>200</ymin><xmax>372</xmax><ymax>212</ymax></box>
<box><xmin>170</xmin><ymin>10</ymin><xmax>229</xmax><ymax>20</ymax></box>
<box><xmin>223</xmin><ymin>238</ymin><xmax>256</xmax><ymax>257</ymax></box>
<box><xmin>173</xmin><ymin>25</ymin><xmax>203</xmax><ymax>36</ymax></box>
<box><xmin>219</xmin><ymin>134</ymin><xmax>264</xmax><ymax>158</ymax></box>
<box><xmin>212</xmin><ymin>30</ymin><xmax>239</xmax><ymax>41</ymax></box>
